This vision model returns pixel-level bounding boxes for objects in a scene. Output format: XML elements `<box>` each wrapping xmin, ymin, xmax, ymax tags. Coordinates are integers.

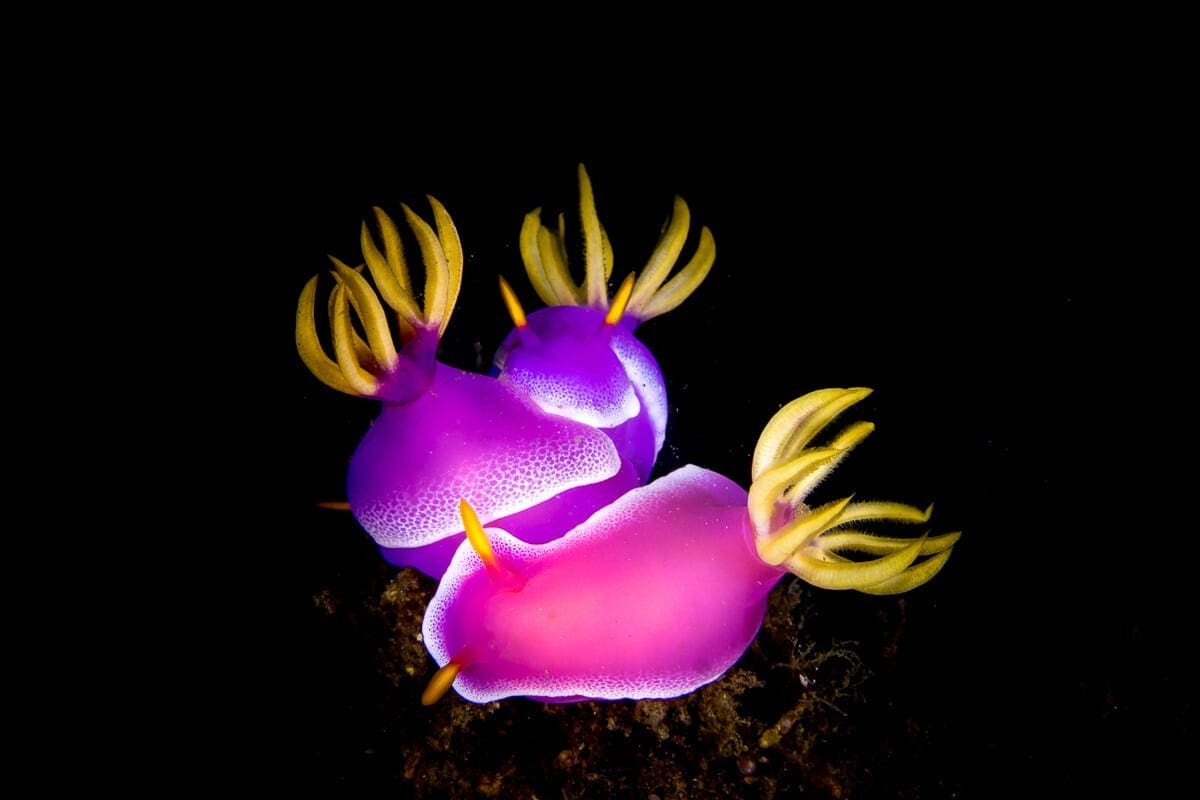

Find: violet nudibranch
<box><xmin>294</xmin><ymin>165</ymin><xmax>715</xmax><ymax>578</ymax></box>
<box><xmin>421</xmin><ymin>387</ymin><xmax>961</xmax><ymax>705</ymax></box>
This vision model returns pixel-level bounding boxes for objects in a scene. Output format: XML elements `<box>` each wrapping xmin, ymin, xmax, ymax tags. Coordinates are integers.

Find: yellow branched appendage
<box><xmin>748</xmin><ymin>389</ymin><xmax>960</xmax><ymax>595</ymax></box>
<box><xmin>518</xmin><ymin>164</ymin><xmax>716</xmax><ymax>323</ymax></box>
<box><xmin>295</xmin><ymin>197</ymin><xmax>463</xmax><ymax>397</ymax></box>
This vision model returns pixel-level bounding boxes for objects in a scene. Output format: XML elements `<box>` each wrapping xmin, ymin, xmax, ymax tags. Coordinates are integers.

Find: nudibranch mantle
<box><xmin>421</xmin><ymin>388</ymin><xmax>961</xmax><ymax>704</ymax></box>
<box><xmin>347</xmin><ymin>362</ymin><xmax>629</xmax><ymax>548</ymax></box>
<box><xmin>493</xmin><ymin>306</ymin><xmax>641</xmax><ymax>430</ymax></box>
<box><xmin>492</xmin><ymin>305</ymin><xmax>667</xmax><ymax>481</ymax></box>
<box><xmin>424</xmin><ymin>465</ymin><xmax>779</xmax><ymax>703</ymax></box>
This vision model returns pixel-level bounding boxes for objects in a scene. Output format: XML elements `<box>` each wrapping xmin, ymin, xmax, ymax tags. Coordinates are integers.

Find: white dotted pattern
<box><xmin>355</xmin><ymin>422</ymin><xmax>621</xmax><ymax>549</ymax></box>
<box><xmin>503</xmin><ymin>360</ymin><xmax>640</xmax><ymax>429</ymax></box>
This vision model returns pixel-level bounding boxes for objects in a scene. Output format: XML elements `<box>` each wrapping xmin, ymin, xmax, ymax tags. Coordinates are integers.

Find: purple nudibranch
<box><xmin>296</xmin><ymin>165</ymin><xmax>715</xmax><ymax>577</ymax></box>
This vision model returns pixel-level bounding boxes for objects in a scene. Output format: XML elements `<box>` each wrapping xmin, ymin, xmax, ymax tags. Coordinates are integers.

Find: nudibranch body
<box><xmin>421</xmin><ymin>388</ymin><xmax>961</xmax><ymax>704</ymax></box>
<box><xmin>341</xmin><ymin>363</ymin><xmax>640</xmax><ymax>576</ymax></box>
<box><xmin>491</xmin><ymin>165</ymin><xmax>714</xmax><ymax>481</ymax></box>
<box><xmin>295</xmin><ymin>167</ymin><xmax>713</xmax><ymax>577</ymax></box>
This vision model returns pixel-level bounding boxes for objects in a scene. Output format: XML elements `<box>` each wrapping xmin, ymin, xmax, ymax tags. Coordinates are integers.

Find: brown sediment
<box><xmin>296</xmin><ymin>565</ymin><xmax>928</xmax><ymax>799</ymax></box>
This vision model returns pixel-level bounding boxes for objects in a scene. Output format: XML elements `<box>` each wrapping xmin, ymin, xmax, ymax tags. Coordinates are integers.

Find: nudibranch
<box><xmin>420</xmin><ymin>388</ymin><xmax>960</xmax><ymax>704</ymax></box>
<box><xmin>492</xmin><ymin>164</ymin><xmax>715</xmax><ymax>480</ymax></box>
<box><xmin>295</xmin><ymin>171</ymin><xmax>713</xmax><ymax>578</ymax></box>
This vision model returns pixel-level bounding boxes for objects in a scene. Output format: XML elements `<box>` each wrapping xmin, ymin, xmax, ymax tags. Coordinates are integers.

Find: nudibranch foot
<box><xmin>295</xmin><ymin>197</ymin><xmax>463</xmax><ymax>403</ymax></box>
<box><xmin>749</xmin><ymin>388</ymin><xmax>960</xmax><ymax>595</ymax></box>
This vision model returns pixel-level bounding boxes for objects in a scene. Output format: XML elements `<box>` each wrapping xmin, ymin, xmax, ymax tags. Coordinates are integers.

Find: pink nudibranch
<box><xmin>296</xmin><ymin>165</ymin><xmax>714</xmax><ymax>577</ymax></box>
<box><xmin>422</xmin><ymin>388</ymin><xmax>961</xmax><ymax>704</ymax></box>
